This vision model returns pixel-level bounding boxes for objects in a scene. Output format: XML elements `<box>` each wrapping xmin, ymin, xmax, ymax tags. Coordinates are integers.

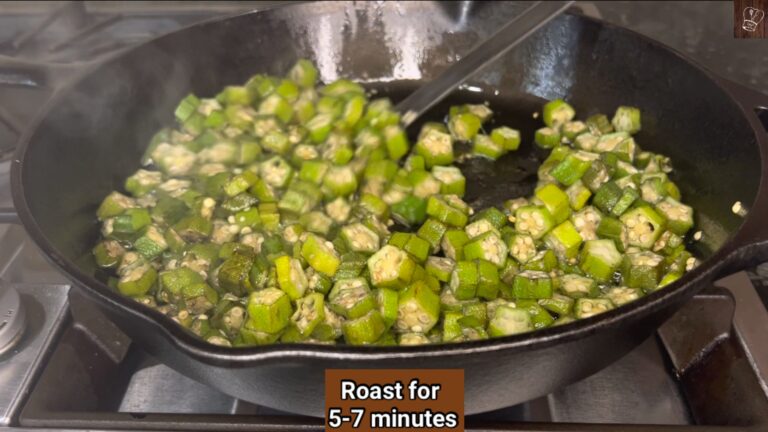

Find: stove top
<box><xmin>0</xmin><ymin>2</ymin><xmax>767</xmax><ymax>431</ymax></box>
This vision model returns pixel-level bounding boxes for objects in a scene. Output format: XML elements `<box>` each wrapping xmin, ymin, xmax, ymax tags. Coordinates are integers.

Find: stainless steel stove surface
<box><xmin>0</xmin><ymin>2</ymin><xmax>767</xmax><ymax>431</ymax></box>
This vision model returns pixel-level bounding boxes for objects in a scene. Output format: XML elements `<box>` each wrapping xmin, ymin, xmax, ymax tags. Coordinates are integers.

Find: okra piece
<box><xmin>542</xmin><ymin>99</ymin><xmax>576</xmax><ymax>127</ymax></box>
<box><xmin>287</xmin><ymin>293</ymin><xmax>324</xmax><ymax>337</ymax></box>
<box><xmin>125</xmin><ymin>169</ymin><xmax>162</xmax><ymax>197</ymax></box>
<box><xmin>658</xmin><ymin>272</ymin><xmax>682</xmax><ymax>288</ymax></box>
<box><xmin>603</xmin><ymin>286</ymin><xmax>643</xmax><ymax>307</ymax></box>
<box><xmin>396</xmin><ymin>280</ymin><xmax>440</xmax><ymax>333</ymax></box>
<box><xmin>246</xmin><ymin>288</ymin><xmax>293</xmax><ymax>334</ymax></box>
<box><xmin>566</xmin><ymin>181</ymin><xmax>592</xmax><ymax>211</ymax></box>
<box><xmin>476</xmin><ymin>259</ymin><xmax>500</xmax><ymax>300</ymax></box>
<box><xmin>448</xmin><ymin>112</ymin><xmax>482</xmax><ymax>141</ymax></box>
<box><xmin>654</xmin><ymin>197</ymin><xmax>694</xmax><ymax>235</ymax></box>
<box><xmin>416</xmin><ymin>218</ymin><xmax>448</xmax><ymax>254</ymax></box>
<box><xmin>391</xmin><ymin>195</ymin><xmax>428</xmax><ymax>227</ymax></box>
<box><xmin>384</xmin><ymin>124</ymin><xmax>409</xmax><ymax>161</ymax></box>
<box><xmin>211</xmin><ymin>300</ymin><xmax>246</xmax><ymax>338</ymax></box>
<box><xmin>581</xmin><ymin>159</ymin><xmax>611</xmax><ymax>192</ymax></box>
<box><xmin>259</xmin><ymin>156</ymin><xmax>293</xmax><ymax>188</ymax></box>
<box><xmin>534</xmin><ymin>127</ymin><xmax>561</xmax><ymax>148</ymax></box>
<box><xmin>611</xmin><ymin>106</ymin><xmax>641</xmax><ymax>134</ymax></box>
<box><xmin>507</xmin><ymin>233</ymin><xmax>537</xmax><ymax>264</ymax></box>
<box><xmin>522</xmin><ymin>249</ymin><xmax>558</xmax><ymax>272</ymax></box>
<box><xmin>610</xmin><ymin>187</ymin><xmax>639</xmax><ymax>217</ymax></box>
<box><xmin>488</xmin><ymin>305</ymin><xmax>533</xmax><ymax>337</ymax></box>
<box><xmin>322</xmin><ymin>165</ymin><xmax>358</xmax><ymax>197</ymax></box>
<box><xmin>499</xmin><ymin>260</ymin><xmax>520</xmax><ymax>286</ymax></box>
<box><xmin>328</xmin><ymin>278</ymin><xmax>376</xmax><ymax>319</ymax></box>
<box><xmin>538</xmin><ymin>293</ymin><xmax>574</xmax><ymax>316</ymax></box>
<box><xmin>358</xmin><ymin>193</ymin><xmax>389</xmax><ymax>219</ymax></box>
<box><xmin>653</xmin><ymin>230</ymin><xmax>685</xmax><ymax>256</ymax></box>
<box><xmin>175</xmin><ymin>93</ymin><xmax>201</xmax><ymax>122</ymax></box>
<box><xmin>342</xmin><ymin>310</ymin><xmax>387</xmax><ymax>345</ymax></box>
<box><xmin>512</xmin><ymin>270</ymin><xmax>553</xmax><ymax>300</ymax></box>
<box><xmin>592</xmin><ymin>181</ymin><xmax>622</xmax><ymax>214</ymax></box>
<box><xmin>432</xmin><ymin>166</ymin><xmax>466</xmax><ymax>196</ymax></box>
<box><xmin>472</xmin><ymin>207</ymin><xmax>507</xmax><ymax>230</ymax></box>
<box><xmin>575</xmin><ymin>132</ymin><xmax>598</xmax><ymax>151</ymax></box>
<box><xmin>92</xmin><ymin>240</ymin><xmax>125</xmax><ymax>268</ymax></box>
<box><xmin>117</xmin><ymin>260</ymin><xmax>157</xmax><ymax>297</ymax></box>
<box><xmin>562</xmin><ymin>120</ymin><xmax>587</xmax><ymax>141</ymax></box>
<box><xmin>409</xmin><ymin>169</ymin><xmax>441</xmax><ymax>198</ymax></box>
<box><xmin>463</xmin><ymin>231</ymin><xmax>508</xmax><ymax>268</ymax></box>
<box><xmin>301</xmin><ymin>234</ymin><xmax>340</xmax><ymax>277</ymax></box>
<box><xmin>574</xmin><ymin>298</ymin><xmax>614</xmax><ymax>319</ymax></box>
<box><xmin>299</xmin><ymin>160</ymin><xmax>329</xmax><ymax>185</ymax></box>
<box><xmin>399</xmin><ymin>332</ymin><xmax>430</xmax><ymax>346</ymax></box>
<box><xmin>275</xmin><ymin>255</ymin><xmax>308</xmax><ymax>300</ymax></box>
<box><xmin>440</xmin><ymin>229</ymin><xmax>470</xmax><ymax>261</ymax></box>
<box><xmin>596</xmin><ymin>216</ymin><xmax>628</xmax><ymax>252</ymax></box>
<box><xmin>425</xmin><ymin>256</ymin><xmax>455</xmax><ymax>283</ymax></box>
<box><xmin>239</xmin><ymin>324</ymin><xmax>281</xmax><ymax>346</ymax></box>
<box><xmin>450</xmin><ymin>260</ymin><xmax>478</xmax><ymax>300</ymax></box>
<box><xmin>402</xmin><ymin>234</ymin><xmax>430</xmax><ymax>263</ymax></box>
<box><xmin>490</xmin><ymin>126</ymin><xmax>521</xmax><ymax>151</ymax></box>
<box><xmin>473</xmin><ymin>134</ymin><xmax>505</xmax><ymax>159</ymax></box>
<box><xmin>426</xmin><ymin>195</ymin><xmax>469</xmax><ymax>227</ymax></box>
<box><xmin>620</xmin><ymin>206</ymin><xmax>666</xmax><ymax>249</ymax></box>
<box><xmin>586</xmin><ymin>113</ymin><xmax>613</xmax><ymax>135</ymax></box>
<box><xmin>367</xmin><ymin>245</ymin><xmax>416</xmax><ymax>288</ymax></box>
<box><xmin>415</xmin><ymin>128</ymin><xmax>454</xmax><ymax>168</ymax></box>
<box><xmin>515</xmin><ymin>205</ymin><xmax>555</xmax><ymax>239</ymax></box>
<box><xmin>311</xmin><ymin>305</ymin><xmax>344</xmax><ymax>341</ymax></box>
<box><xmin>544</xmin><ymin>220</ymin><xmax>583</xmax><ymax>260</ymax></box>
<box><xmin>375</xmin><ymin>288</ymin><xmax>399</xmax><ymax>328</ymax></box>
<box><xmin>516</xmin><ymin>300</ymin><xmax>554</xmax><ymax>329</ymax></box>
<box><xmin>182</xmin><ymin>282</ymin><xmax>219</xmax><ymax>314</ymax></box>
<box><xmin>535</xmin><ymin>183</ymin><xmax>571</xmax><ymax>224</ymax></box>
<box><xmin>571</xmin><ymin>206</ymin><xmax>603</xmax><ymax>241</ymax></box>
<box><xmin>579</xmin><ymin>239</ymin><xmax>622</xmax><ymax>283</ymax></box>
<box><xmin>388</xmin><ymin>232</ymin><xmax>411</xmax><ymax>249</ymax></box>
<box><xmin>621</xmin><ymin>251</ymin><xmax>664</xmax><ymax>290</ymax></box>
<box><xmin>134</xmin><ymin>225</ymin><xmax>168</xmax><ymax>260</ymax></box>
<box><xmin>288</xmin><ymin>59</ymin><xmax>319</xmax><ymax>88</ymax></box>
<box><xmin>551</xmin><ymin>151</ymin><xmax>596</xmax><ymax>186</ymax></box>
<box><xmin>113</xmin><ymin>208</ymin><xmax>152</xmax><ymax>236</ymax></box>
<box><xmin>258</xmin><ymin>94</ymin><xmax>293</xmax><ymax>123</ymax></box>
<box><xmin>339</xmin><ymin>223</ymin><xmax>379</xmax><ymax>254</ymax></box>
<box><xmin>218</xmin><ymin>252</ymin><xmax>255</xmax><ymax>296</ymax></box>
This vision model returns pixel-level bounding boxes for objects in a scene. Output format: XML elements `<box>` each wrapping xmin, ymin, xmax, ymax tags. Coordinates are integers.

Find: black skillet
<box><xmin>6</xmin><ymin>1</ymin><xmax>768</xmax><ymax>416</ymax></box>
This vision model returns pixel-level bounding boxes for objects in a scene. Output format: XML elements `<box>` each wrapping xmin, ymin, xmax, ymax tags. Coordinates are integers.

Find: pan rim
<box><xmin>10</xmin><ymin>5</ymin><xmax>765</xmax><ymax>363</ymax></box>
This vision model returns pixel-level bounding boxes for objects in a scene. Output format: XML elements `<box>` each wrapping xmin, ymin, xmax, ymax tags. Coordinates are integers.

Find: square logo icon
<box><xmin>735</xmin><ymin>0</ymin><xmax>766</xmax><ymax>38</ymax></box>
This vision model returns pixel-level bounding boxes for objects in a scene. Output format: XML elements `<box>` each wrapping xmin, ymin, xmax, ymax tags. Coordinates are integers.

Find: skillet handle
<box><xmin>713</xmin><ymin>78</ymin><xmax>768</xmax><ymax>277</ymax></box>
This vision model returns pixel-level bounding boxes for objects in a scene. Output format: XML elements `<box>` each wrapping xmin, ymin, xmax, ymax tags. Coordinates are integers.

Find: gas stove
<box><xmin>0</xmin><ymin>2</ymin><xmax>767</xmax><ymax>431</ymax></box>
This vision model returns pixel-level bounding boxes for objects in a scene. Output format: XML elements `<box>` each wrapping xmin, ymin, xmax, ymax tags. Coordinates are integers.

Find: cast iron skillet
<box><xmin>8</xmin><ymin>2</ymin><xmax>768</xmax><ymax>417</ymax></box>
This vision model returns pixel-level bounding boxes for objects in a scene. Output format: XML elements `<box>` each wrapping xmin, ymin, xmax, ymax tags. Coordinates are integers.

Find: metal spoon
<box><xmin>396</xmin><ymin>0</ymin><xmax>575</xmax><ymax>127</ymax></box>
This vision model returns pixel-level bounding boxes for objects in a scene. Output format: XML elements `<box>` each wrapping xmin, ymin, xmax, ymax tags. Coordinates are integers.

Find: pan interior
<box><xmin>17</xmin><ymin>3</ymin><xmax>760</xmax><ymax>290</ymax></box>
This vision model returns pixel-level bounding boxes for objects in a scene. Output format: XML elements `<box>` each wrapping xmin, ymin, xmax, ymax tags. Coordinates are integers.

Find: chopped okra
<box><xmin>93</xmin><ymin>60</ymin><xmax>700</xmax><ymax>346</ymax></box>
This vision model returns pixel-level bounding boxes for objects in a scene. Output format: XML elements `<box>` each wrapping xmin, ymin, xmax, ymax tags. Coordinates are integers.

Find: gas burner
<box><xmin>0</xmin><ymin>283</ymin><xmax>24</xmax><ymax>356</ymax></box>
